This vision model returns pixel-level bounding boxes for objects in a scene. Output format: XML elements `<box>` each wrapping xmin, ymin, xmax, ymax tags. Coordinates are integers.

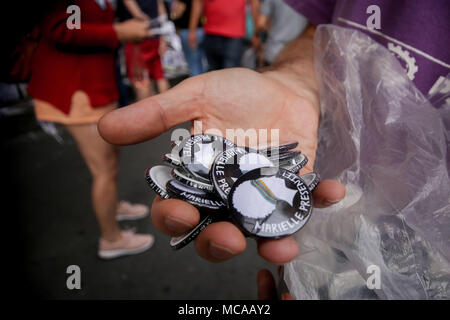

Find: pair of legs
<box><xmin>203</xmin><ymin>34</ymin><xmax>244</xmax><ymax>71</ymax></box>
<box><xmin>65</xmin><ymin>123</ymin><xmax>121</xmax><ymax>242</ymax></box>
<box><xmin>34</xmin><ymin>91</ymin><xmax>152</xmax><ymax>258</ymax></box>
<box><xmin>125</xmin><ymin>39</ymin><xmax>170</xmax><ymax>101</ymax></box>
<box><xmin>65</xmin><ymin>122</ymin><xmax>153</xmax><ymax>258</ymax></box>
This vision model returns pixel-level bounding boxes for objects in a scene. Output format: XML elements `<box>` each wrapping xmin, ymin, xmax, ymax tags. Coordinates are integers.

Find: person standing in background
<box><xmin>171</xmin><ymin>0</ymin><xmax>206</xmax><ymax>76</ymax></box>
<box><xmin>256</xmin><ymin>0</ymin><xmax>308</xmax><ymax>65</ymax></box>
<box><xmin>121</xmin><ymin>0</ymin><xmax>170</xmax><ymax>100</ymax></box>
<box><xmin>188</xmin><ymin>0</ymin><xmax>260</xmax><ymax>70</ymax></box>
<box><xmin>27</xmin><ymin>0</ymin><xmax>155</xmax><ymax>259</ymax></box>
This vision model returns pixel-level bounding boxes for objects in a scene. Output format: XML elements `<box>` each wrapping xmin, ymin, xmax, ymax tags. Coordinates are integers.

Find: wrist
<box><xmin>262</xmin><ymin>67</ymin><xmax>319</xmax><ymax>112</ymax></box>
<box><xmin>113</xmin><ymin>24</ymin><xmax>124</xmax><ymax>41</ymax></box>
<box><xmin>260</xmin><ymin>24</ymin><xmax>319</xmax><ymax>111</ymax></box>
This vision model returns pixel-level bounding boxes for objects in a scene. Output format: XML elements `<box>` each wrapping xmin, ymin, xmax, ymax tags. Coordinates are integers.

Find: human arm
<box><xmin>257</xmin><ymin>0</ymin><xmax>272</xmax><ymax>34</ymax></box>
<box><xmin>170</xmin><ymin>0</ymin><xmax>187</xmax><ymax>20</ymax></box>
<box><xmin>188</xmin><ymin>0</ymin><xmax>203</xmax><ymax>48</ymax></box>
<box><xmin>158</xmin><ymin>0</ymin><xmax>167</xmax><ymax>16</ymax></box>
<box><xmin>263</xmin><ymin>24</ymin><xmax>319</xmax><ymax>111</ymax></box>
<box><xmin>43</xmin><ymin>2</ymin><xmax>151</xmax><ymax>47</ymax></box>
<box><xmin>157</xmin><ymin>0</ymin><xmax>168</xmax><ymax>55</ymax></box>
<box><xmin>249</xmin><ymin>0</ymin><xmax>261</xmax><ymax>49</ymax></box>
<box><xmin>123</xmin><ymin>0</ymin><xmax>150</xmax><ymax>21</ymax></box>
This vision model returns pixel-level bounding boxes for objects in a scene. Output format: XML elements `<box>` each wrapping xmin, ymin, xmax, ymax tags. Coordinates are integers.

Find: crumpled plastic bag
<box><xmin>284</xmin><ymin>25</ymin><xmax>450</xmax><ymax>300</ymax></box>
<box><xmin>159</xmin><ymin>21</ymin><xmax>190</xmax><ymax>79</ymax></box>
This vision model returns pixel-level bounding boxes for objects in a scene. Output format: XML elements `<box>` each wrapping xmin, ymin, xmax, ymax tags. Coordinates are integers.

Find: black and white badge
<box><xmin>145</xmin><ymin>165</ymin><xmax>172</xmax><ymax>199</ymax></box>
<box><xmin>251</xmin><ymin>141</ymin><xmax>299</xmax><ymax>158</ymax></box>
<box><xmin>169</xmin><ymin>212</ymin><xmax>229</xmax><ymax>250</ymax></box>
<box><xmin>228</xmin><ymin>167</ymin><xmax>313</xmax><ymax>238</ymax></box>
<box><xmin>171</xmin><ymin>167</ymin><xmax>214</xmax><ymax>192</ymax></box>
<box><xmin>274</xmin><ymin>151</ymin><xmax>301</xmax><ymax>163</ymax></box>
<box><xmin>180</xmin><ymin>134</ymin><xmax>236</xmax><ymax>183</ymax></box>
<box><xmin>162</xmin><ymin>152</ymin><xmax>182</xmax><ymax>167</ymax></box>
<box><xmin>166</xmin><ymin>179</ymin><xmax>226</xmax><ymax>210</ymax></box>
<box><xmin>300</xmin><ymin>172</ymin><xmax>320</xmax><ymax>192</ymax></box>
<box><xmin>211</xmin><ymin>147</ymin><xmax>275</xmax><ymax>201</ymax></box>
<box><xmin>281</xmin><ymin>153</ymin><xmax>308</xmax><ymax>173</ymax></box>
<box><xmin>169</xmin><ymin>214</ymin><xmax>214</xmax><ymax>250</ymax></box>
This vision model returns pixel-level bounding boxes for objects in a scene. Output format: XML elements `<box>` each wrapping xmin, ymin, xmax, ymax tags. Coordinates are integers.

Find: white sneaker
<box><xmin>116</xmin><ymin>201</ymin><xmax>149</xmax><ymax>221</ymax></box>
<box><xmin>98</xmin><ymin>230</ymin><xmax>154</xmax><ymax>259</ymax></box>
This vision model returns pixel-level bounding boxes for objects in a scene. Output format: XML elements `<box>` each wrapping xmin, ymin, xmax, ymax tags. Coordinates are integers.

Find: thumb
<box><xmin>98</xmin><ymin>77</ymin><xmax>203</xmax><ymax>145</ymax></box>
<box><xmin>312</xmin><ymin>179</ymin><xmax>346</xmax><ymax>208</ymax></box>
<box><xmin>140</xmin><ymin>19</ymin><xmax>150</xmax><ymax>28</ymax></box>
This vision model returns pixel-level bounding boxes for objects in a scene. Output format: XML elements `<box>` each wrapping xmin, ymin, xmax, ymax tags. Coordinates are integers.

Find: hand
<box><xmin>98</xmin><ymin>68</ymin><xmax>346</xmax><ymax>264</ymax></box>
<box><xmin>251</xmin><ymin>35</ymin><xmax>261</xmax><ymax>51</ymax></box>
<box><xmin>114</xmin><ymin>19</ymin><xmax>151</xmax><ymax>42</ymax></box>
<box><xmin>159</xmin><ymin>37</ymin><xmax>167</xmax><ymax>56</ymax></box>
<box><xmin>170</xmin><ymin>0</ymin><xmax>187</xmax><ymax>20</ymax></box>
<box><xmin>140</xmin><ymin>13</ymin><xmax>151</xmax><ymax>23</ymax></box>
<box><xmin>188</xmin><ymin>29</ymin><xmax>197</xmax><ymax>49</ymax></box>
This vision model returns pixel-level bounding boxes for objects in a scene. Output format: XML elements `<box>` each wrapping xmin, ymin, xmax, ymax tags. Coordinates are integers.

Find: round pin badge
<box><xmin>180</xmin><ymin>134</ymin><xmax>236</xmax><ymax>183</ymax></box>
<box><xmin>211</xmin><ymin>147</ymin><xmax>275</xmax><ymax>201</ymax></box>
<box><xmin>169</xmin><ymin>212</ymin><xmax>228</xmax><ymax>250</ymax></box>
<box><xmin>300</xmin><ymin>172</ymin><xmax>320</xmax><ymax>192</ymax></box>
<box><xmin>162</xmin><ymin>153</ymin><xmax>182</xmax><ymax>167</ymax></box>
<box><xmin>171</xmin><ymin>167</ymin><xmax>214</xmax><ymax>192</ymax></box>
<box><xmin>281</xmin><ymin>153</ymin><xmax>308</xmax><ymax>173</ymax></box>
<box><xmin>254</xmin><ymin>141</ymin><xmax>299</xmax><ymax>157</ymax></box>
<box><xmin>228</xmin><ymin>167</ymin><xmax>313</xmax><ymax>239</ymax></box>
<box><xmin>145</xmin><ymin>165</ymin><xmax>172</xmax><ymax>199</ymax></box>
<box><xmin>166</xmin><ymin>179</ymin><xmax>226</xmax><ymax>210</ymax></box>
<box><xmin>170</xmin><ymin>135</ymin><xmax>190</xmax><ymax>148</ymax></box>
<box><xmin>170</xmin><ymin>214</ymin><xmax>214</xmax><ymax>250</ymax></box>
<box><xmin>272</xmin><ymin>151</ymin><xmax>301</xmax><ymax>163</ymax></box>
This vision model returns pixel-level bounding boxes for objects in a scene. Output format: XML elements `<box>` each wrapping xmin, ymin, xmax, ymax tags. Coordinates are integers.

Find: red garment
<box><xmin>28</xmin><ymin>0</ymin><xmax>120</xmax><ymax>114</ymax></box>
<box><xmin>203</xmin><ymin>0</ymin><xmax>246</xmax><ymax>38</ymax></box>
<box><xmin>125</xmin><ymin>39</ymin><xmax>164</xmax><ymax>82</ymax></box>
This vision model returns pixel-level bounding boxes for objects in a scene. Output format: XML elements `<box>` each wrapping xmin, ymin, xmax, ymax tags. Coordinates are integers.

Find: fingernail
<box><xmin>208</xmin><ymin>242</ymin><xmax>235</xmax><ymax>260</ymax></box>
<box><xmin>165</xmin><ymin>216</ymin><xmax>193</xmax><ymax>234</ymax></box>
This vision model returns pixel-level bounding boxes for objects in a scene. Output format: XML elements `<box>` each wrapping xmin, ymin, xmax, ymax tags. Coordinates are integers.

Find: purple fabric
<box><xmin>285</xmin><ymin>0</ymin><xmax>450</xmax><ymax>96</ymax></box>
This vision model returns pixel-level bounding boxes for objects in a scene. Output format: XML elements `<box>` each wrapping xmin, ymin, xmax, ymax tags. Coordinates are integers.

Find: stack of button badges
<box><xmin>145</xmin><ymin>134</ymin><xmax>319</xmax><ymax>250</ymax></box>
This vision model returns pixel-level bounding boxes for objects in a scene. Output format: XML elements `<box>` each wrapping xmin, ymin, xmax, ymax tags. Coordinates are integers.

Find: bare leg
<box><xmin>65</xmin><ymin>123</ymin><xmax>121</xmax><ymax>242</ymax></box>
<box><xmin>156</xmin><ymin>78</ymin><xmax>170</xmax><ymax>93</ymax></box>
<box><xmin>134</xmin><ymin>79</ymin><xmax>154</xmax><ymax>100</ymax></box>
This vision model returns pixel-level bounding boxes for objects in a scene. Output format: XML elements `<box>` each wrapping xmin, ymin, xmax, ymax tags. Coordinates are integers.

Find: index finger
<box><xmin>98</xmin><ymin>78</ymin><xmax>203</xmax><ymax>145</ymax></box>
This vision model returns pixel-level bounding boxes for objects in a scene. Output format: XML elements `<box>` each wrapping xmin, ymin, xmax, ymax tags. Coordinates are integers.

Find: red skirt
<box><xmin>125</xmin><ymin>39</ymin><xmax>164</xmax><ymax>82</ymax></box>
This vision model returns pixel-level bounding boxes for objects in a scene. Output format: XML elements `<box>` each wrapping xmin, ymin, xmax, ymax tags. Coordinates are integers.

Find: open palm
<box><xmin>99</xmin><ymin>68</ymin><xmax>345</xmax><ymax>263</ymax></box>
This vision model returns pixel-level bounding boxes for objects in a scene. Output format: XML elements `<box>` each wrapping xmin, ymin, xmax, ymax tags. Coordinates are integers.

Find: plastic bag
<box><xmin>159</xmin><ymin>21</ymin><xmax>189</xmax><ymax>79</ymax></box>
<box><xmin>284</xmin><ymin>25</ymin><xmax>450</xmax><ymax>300</ymax></box>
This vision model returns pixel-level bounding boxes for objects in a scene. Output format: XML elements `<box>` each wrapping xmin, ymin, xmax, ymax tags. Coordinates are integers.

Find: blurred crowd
<box><xmin>112</xmin><ymin>0</ymin><xmax>310</xmax><ymax>105</ymax></box>
<box><xmin>2</xmin><ymin>0</ymin><xmax>310</xmax><ymax>106</ymax></box>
